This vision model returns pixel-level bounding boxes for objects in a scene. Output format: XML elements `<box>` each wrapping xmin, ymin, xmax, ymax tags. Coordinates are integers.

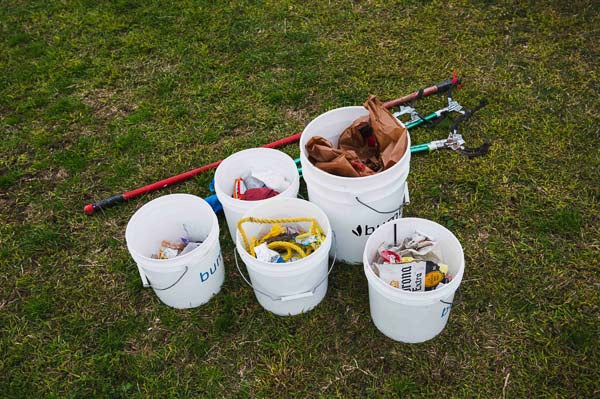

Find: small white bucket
<box><xmin>300</xmin><ymin>106</ymin><xmax>411</xmax><ymax>264</ymax></box>
<box><xmin>125</xmin><ymin>194</ymin><xmax>224</xmax><ymax>309</ymax></box>
<box><xmin>215</xmin><ymin>148</ymin><xmax>300</xmax><ymax>241</ymax></box>
<box><xmin>363</xmin><ymin>218</ymin><xmax>465</xmax><ymax>343</ymax></box>
<box><xmin>235</xmin><ymin>198</ymin><xmax>334</xmax><ymax>316</ymax></box>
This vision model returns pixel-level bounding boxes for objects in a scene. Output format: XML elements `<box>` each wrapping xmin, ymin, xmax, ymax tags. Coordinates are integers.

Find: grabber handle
<box><xmin>84</xmin><ymin>194</ymin><xmax>126</xmax><ymax>215</ymax></box>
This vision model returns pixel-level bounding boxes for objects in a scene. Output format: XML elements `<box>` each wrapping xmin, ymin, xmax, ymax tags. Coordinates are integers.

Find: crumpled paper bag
<box><xmin>305</xmin><ymin>95</ymin><xmax>408</xmax><ymax>177</ymax></box>
<box><xmin>363</xmin><ymin>95</ymin><xmax>408</xmax><ymax>170</ymax></box>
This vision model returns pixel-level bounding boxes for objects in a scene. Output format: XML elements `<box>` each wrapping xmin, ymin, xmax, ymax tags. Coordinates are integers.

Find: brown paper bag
<box><xmin>306</xmin><ymin>136</ymin><xmax>375</xmax><ymax>177</ymax></box>
<box><xmin>363</xmin><ymin>95</ymin><xmax>408</xmax><ymax>170</ymax></box>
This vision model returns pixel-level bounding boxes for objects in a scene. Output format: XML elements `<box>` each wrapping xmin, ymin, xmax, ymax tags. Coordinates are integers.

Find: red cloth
<box><xmin>242</xmin><ymin>188</ymin><xmax>280</xmax><ymax>201</ymax></box>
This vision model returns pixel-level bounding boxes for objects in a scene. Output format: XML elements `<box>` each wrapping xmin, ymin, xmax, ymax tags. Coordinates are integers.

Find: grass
<box><xmin>1</xmin><ymin>0</ymin><xmax>599</xmax><ymax>397</ymax></box>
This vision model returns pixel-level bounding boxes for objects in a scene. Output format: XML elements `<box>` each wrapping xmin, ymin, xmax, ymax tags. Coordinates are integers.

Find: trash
<box><xmin>294</xmin><ymin>232</ymin><xmax>319</xmax><ymax>246</ymax></box>
<box><xmin>305</xmin><ymin>95</ymin><xmax>408</xmax><ymax>177</ymax></box>
<box><xmin>251</xmin><ymin>170</ymin><xmax>289</xmax><ymax>193</ymax></box>
<box><xmin>371</xmin><ymin>231</ymin><xmax>452</xmax><ymax>291</ymax></box>
<box><xmin>237</xmin><ymin>217</ymin><xmax>326</xmax><ymax>264</ymax></box>
<box><xmin>378</xmin><ymin>231</ymin><xmax>444</xmax><ymax>263</ymax></box>
<box><xmin>161</xmin><ymin>240</ymin><xmax>185</xmax><ymax>251</ymax></box>
<box><xmin>243</xmin><ymin>187</ymin><xmax>279</xmax><ymax>201</ymax></box>
<box><xmin>243</xmin><ymin>175</ymin><xmax>266</xmax><ymax>190</ymax></box>
<box><xmin>152</xmin><ymin>236</ymin><xmax>203</xmax><ymax>259</ymax></box>
<box><xmin>233</xmin><ymin>178</ymin><xmax>246</xmax><ymax>199</ymax></box>
<box><xmin>231</xmin><ymin>170</ymin><xmax>290</xmax><ymax>200</ymax></box>
<box><xmin>179</xmin><ymin>241</ymin><xmax>202</xmax><ymax>256</ymax></box>
<box><xmin>374</xmin><ymin>259</ymin><xmax>451</xmax><ymax>292</ymax></box>
<box><xmin>254</xmin><ymin>243</ymin><xmax>285</xmax><ymax>263</ymax></box>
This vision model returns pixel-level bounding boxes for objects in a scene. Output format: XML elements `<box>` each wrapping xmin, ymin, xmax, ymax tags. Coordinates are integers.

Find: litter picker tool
<box><xmin>409</xmin><ymin>99</ymin><xmax>490</xmax><ymax>157</ymax></box>
<box><xmin>84</xmin><ymin>74</ymin><xmax>461</xmax><ymax>215</ymax></box>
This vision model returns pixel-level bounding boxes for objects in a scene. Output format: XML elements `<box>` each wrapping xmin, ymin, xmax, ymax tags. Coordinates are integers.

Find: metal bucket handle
<box><xmin>145</xmin><ymin>266</ymin><xmax>189</xmax><ymax>291</ymax></box>
<box><xmin>355</xmin><ymin>184</ymin><xmax>410</xmax><ymax>214</ymax></box>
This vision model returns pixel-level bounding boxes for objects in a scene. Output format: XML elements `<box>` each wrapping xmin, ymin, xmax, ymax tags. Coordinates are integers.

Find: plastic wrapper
<box><xmin>254</xmin><ymin>243</ymin><xmax>285</xmax><ymax>263</ymax></box>
<box><xmin>251</xmin><ymin>170</ymin><xmax>289</xmax><ymax>193</ymax></box>
<box><xmin>152</xmin><ymin>238</ymin><xmax>203</xmax><ymax>260</ymax></box>
<box><xmin>376</xmin><ymin>231</ymin><xmax>443</xmax><ymax>264</ymax></box>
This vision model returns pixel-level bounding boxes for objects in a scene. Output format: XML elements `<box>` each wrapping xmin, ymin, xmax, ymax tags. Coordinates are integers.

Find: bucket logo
<box><xmin>200</xmin><ymin>253</ymin><xmax>222</xmax><ymax>283</ymax></box>
<box><xmin>441</xmin><ymin>305</ymin><xmax>452</xmax><ymax>318</ymax></box>
<box><xmin>351</xmin><ymin>211</ymin><xmax>401</xmax><ymax>237</ymax></box>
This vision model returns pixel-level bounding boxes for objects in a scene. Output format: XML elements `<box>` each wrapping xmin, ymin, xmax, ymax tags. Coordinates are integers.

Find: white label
<box><xmin>378</xmin><ymin>261</ymin><xmax>426</xmax><ymax>292</ymax></box>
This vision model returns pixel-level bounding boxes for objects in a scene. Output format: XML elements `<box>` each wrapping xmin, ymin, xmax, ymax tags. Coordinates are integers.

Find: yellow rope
<box><xmin>267</xmin><ymin>241</ymin><xmax>306</xmax><ymax>260</ymax></box>
<box><xmin>237</xmin><ymin>216</ymin><xmax>324</xmax><ymax>257</ymax></box>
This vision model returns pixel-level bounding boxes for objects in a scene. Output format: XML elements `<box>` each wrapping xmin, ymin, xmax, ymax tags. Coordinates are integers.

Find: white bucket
<box><xmin>215</xmin><ymin>148</ymin><xmax>300</xmax><ymax>241</ymax></box>
<box><xmin>125</xmin><ymin>194</ymin><xmax>224</xmax><ymax>309</ymax></box>
<box><xmin>363</xmin><ymin>218</ymin><xmax>465</xmax><ymax>343</ymax></box>
<box><xmin>300</xmin><ymin>106</ymin><xmax>411</xmax><ymax>264</ymax></box>
<box><xmin>235</xmin><ymin>198</ymin><xmax>333</xmax><ymax>316</ymax></box>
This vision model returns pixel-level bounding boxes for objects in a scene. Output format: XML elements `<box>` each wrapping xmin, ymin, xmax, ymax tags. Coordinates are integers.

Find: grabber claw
<box><xmin>448</xmin><ymin>99</ymin><xmax>490</xmax><ymax>158</ymax></box>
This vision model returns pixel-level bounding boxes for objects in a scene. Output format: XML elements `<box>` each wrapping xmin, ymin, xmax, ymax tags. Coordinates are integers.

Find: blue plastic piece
<box><xmin>204</xmin><ymin>194</ymin><xmax>223</xmax><ymax>214</ymax></box>
<box><xmin>209</xmin><ymin>178</ymin><xmax>215</xmax><ymax>193</ymax></box>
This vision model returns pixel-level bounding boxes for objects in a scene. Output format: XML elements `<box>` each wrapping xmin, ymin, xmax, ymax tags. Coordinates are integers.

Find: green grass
<box><xmin>1</xmin><ymin>0</ymin><xmax>599</xmax><ymax>397</ymax></box>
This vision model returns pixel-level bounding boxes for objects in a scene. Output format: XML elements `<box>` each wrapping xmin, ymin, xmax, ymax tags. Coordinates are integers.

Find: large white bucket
<box><xmin>215</xmin><ymin>148</ymin><xmax>300</xmax><ymax>241</ymax></box>
<box><xmin>363</xmin><ymin>218</ymin><xmax>465</xmax><ymax>343</ymax></box>
<box><xmin>235</xmin><ymin>198</ymin><xmax>333</xmax><ymax>316</ymax></box>
<box><xmin>125</xmin><ymin>194</ymin><xmax>224</xmax><ymax>309</ymax></box>
<box><xmin>300</xmin><ymin>106</ymin><xmax>411</xmax><ymax>264</ymax></box>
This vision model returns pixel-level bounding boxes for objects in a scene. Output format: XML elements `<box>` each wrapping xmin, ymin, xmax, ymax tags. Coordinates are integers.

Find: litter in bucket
<box><xmin>305</xmin><ymin>95</ymin><xmax>409</xmax><ymax>177</ymax></box>
<box><xmin>235</xmin><ymin>198</ymin><xmax>334</xmax><ymax>316</ymax></box>
<box><xmin>215</xmin><ymin>148</ymin><xmax>300</xmax><ymax>241</ymax></box>
<box><xmin>125</xmin><ymin>194</ymin><xmax>224</xmax><ymax>309</ymax></box>
<box><xmin>233</xmin><ymin>170</ymin><xmax>289</xmax><ymax>201</ymax></box>
<box><xmin>300</xmin><ymin>106</ymin><xmax>411</xmax><ymax>264</ymax></box>
<box><xmin>237</xmin><ymin>217</ymin><xmax>327</xmax><ymax>263</ymax></box>
<box><xmin>151</xmin><ymin>230</ymin><xmax>203</xmax><ymax>260</ymax></box>
<box><xmin>371</xmin><ymin>231</ymin><xmax>453</xmax><ymax>292</ymax></box>
<box><xmin>363</xmin><ymin>218</ymin><xmax>464</xmax><ymax>343</ymax></box>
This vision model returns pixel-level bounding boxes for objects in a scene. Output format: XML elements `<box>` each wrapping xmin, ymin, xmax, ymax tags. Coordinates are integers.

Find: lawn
<box><xmin>1</xmin><ymin>0</ymin><xmax>598</xmax><ymax>397</ymax></box>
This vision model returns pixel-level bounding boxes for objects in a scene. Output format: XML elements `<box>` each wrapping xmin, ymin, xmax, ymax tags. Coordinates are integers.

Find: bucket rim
<box><xmin>125</xmin><ymin>194</ymin><xmax>220</xmax><ymax>270</ymax></box>
<box><xmin>362</xmin><ymin>217</ymin><xmax>465</xmax><ymax>302</ymax></box>
<box><xmin>300</xmin><ymin>106</ymin><xmax>411</xmax><ymax>184</ymax></box>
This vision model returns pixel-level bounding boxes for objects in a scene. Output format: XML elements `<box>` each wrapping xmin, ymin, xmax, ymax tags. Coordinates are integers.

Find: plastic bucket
<box><xmin>300</xmin><ymin>106</ymin><xmax>411</xmax><ymax>264</ymax></box>
<box><xmin>215</xmin><ymin>148</ymin><xmax>300</xmax><ymax>241</ymax></box>
<box><xmin>235</xmin><ymin>198</ymin><xmax>333</xmax><ymax>316</ymax></box>
<box><xmin>125</xmin><ymin>194</ymin><xmax>224</xmax><ymax>309</ymax></box>
<box><xmin>363</xmin><ymin>218</ymin><xmax>465</xmax><ymax>343</ymax></box>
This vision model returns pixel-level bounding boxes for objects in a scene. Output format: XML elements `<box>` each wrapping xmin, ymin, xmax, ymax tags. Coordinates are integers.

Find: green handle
<box><xmin>405</xmin><ymin>111</ymin><xmax>439</xmax><ymax>130</ymax></box>
<box><xmin>410</xmin><ymin>143</ymin><xmax>431</xmax><ymax>153</ymax></box>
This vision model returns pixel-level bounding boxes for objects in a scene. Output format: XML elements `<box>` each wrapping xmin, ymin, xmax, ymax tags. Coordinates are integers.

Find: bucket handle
<box><xmin>233</xmin><ymin>234</ymin><xmax>337</xmax><ymax>302</ymax></box>
<box><xmin>440</xmin><ymin>286</ymin><xmax>463</xmax><ymax>306</ymax></box>
<box><xmin>145</xmin><ymin>266</ymin><xmax>189</xmax><ymax>291</ymax></box>
<box><xmin>355</xmin><ymin>184</ymin><xmax>410</xmax><ymax>214</ymax></box>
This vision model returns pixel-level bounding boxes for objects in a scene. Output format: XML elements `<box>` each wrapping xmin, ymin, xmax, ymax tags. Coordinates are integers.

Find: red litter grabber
<box><xmin>84</xmin><ymin>73</ymin><xmax>461</xmax><ymax>215</ymax></box>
